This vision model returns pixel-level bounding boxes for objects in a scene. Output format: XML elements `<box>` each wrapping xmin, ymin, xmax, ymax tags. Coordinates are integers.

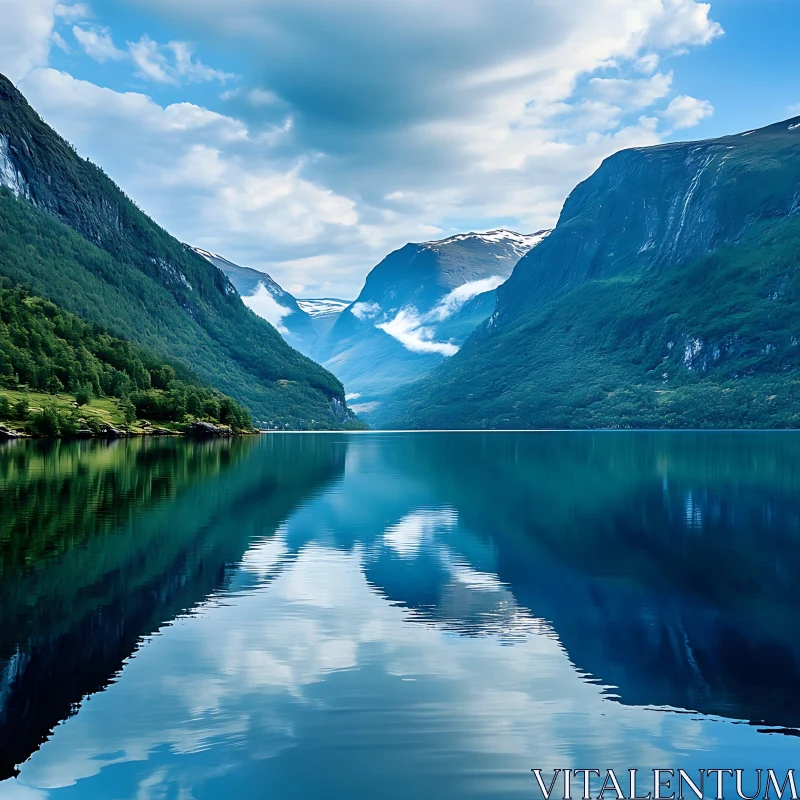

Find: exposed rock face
<box><xmin>499</xmin><ymin>117</ymin><xmax>800</xmax><ymax>325</ymax></box>
<box><xmin>0</xmin><ymin>134</ymin><xmax>29</xmax><ymax>199</ymax></box>
<box><xmin>185</xmin><ymin>421</ymin><xmax>233</xmax><ymax>438</ymax></box>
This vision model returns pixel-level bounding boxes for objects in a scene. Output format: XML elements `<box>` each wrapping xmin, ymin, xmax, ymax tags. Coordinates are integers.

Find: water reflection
<box><xmin>0</xmin><ymin>435</ymin><xmax>347</xmax><ymax>781</ymax></box>
<box><xmin>2</xmin><ymin>432</ymin><xmax>800</xmax><ymax>799</ymax></box>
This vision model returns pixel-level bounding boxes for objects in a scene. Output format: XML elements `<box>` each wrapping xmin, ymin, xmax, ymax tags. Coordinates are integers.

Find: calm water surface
<box><xmin>1</xmin><ymin>432</ymin><xmax>800</xmax><ymax>798</ymax></box>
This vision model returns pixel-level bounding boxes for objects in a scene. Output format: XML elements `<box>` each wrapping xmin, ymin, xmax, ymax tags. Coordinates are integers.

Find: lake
<box><xmin>1</xmin><ymin>432</ymin><xmax>800</xmax><ymax>799</ymax></box>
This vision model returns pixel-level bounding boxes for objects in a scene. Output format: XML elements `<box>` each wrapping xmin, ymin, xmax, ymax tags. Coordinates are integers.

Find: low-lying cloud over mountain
<box><xmin>320</xmin><ymin>229</ymin><xmax>549</xmax><ymax>417</ymax></box>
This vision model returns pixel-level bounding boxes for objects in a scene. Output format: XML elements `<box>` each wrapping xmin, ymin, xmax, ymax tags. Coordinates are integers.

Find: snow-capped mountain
<box><xmin>320</xmin><ymin>229</ymin><xmax>550</xmax><ymax>418</ymax></box>
<box><xmin>296</xmin><ymin>298</ymin><xmax>352</xmax><ymax>338</ymax></box>
<box><xmin>297</xmin><ymin>299</ymin><xmax>351</xmax><ymax>317</ymax></box>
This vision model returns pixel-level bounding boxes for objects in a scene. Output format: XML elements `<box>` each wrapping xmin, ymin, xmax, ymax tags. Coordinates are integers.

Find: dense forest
<box><xmin>0</xmin><ymin>281</ymin><xmax>253</xmax><ymax>435</ymax></box>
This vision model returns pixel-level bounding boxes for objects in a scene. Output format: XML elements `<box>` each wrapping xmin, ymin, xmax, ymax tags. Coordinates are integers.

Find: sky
<box><xmin>1</xmin><ymin>0</ymin><xmax>799</xmax><ymax>299</ymax></box>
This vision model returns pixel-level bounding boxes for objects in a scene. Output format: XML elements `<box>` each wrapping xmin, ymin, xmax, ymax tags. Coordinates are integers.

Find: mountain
<box><xmin>188</xmin><ymin>246</ymin><xmax>330</xmax><ymax>357</ymax></box>
<box><xmin>0</xmin><ymin>73</ymin><xmax>357</xmax><ymax>430</ymax></box>
<box><xmin>388</xmin><ymin>116</ymin><xmax>800</xmax><ymax>429</ymax></box>
<box><xmin>320</xmin><ymin>230</ymin><xmax>549</xmax><ymax>417</ymax></box>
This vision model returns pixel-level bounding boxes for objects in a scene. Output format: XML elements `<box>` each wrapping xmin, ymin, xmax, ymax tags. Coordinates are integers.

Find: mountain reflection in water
<box><xmin>1</xmin><ymin>432</ymin><xmax>799</xmax><ymax>799</ymax></box>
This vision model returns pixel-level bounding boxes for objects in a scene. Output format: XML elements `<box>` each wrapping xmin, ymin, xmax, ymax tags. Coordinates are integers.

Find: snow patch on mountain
<box><xmin>242</xmin><ymin>282</ymin><xmax>294</xmax><ymax>333</ymax></box>
<box><xmin>421</xmin><ymin>229</ymin><xmax>551</xmax><ymax>260</ymax></box>
<box><xmin>190</xmin><ymin>246</ymin><xmax>237</xmax><ymax>269</ymax></box>
<box><xmin>297</xmin><ymin>298</ymin><xmax>351</xmax><ymax>317</ymax></box>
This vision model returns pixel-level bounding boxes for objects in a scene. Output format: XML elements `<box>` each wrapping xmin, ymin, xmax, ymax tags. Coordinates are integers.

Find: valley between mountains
<box><xmin>3</xmin><ymin>69</ymin><xmax>800</xmax><ymax>431</ymax></box>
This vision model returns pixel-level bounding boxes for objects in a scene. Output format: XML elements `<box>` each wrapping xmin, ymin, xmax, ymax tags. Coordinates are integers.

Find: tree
<box><xmin>13</xmin><ymin>396</ymin><xmax>29</xmax><ymax>421</ymax></box>
<box><xmin>186</xmin><ymin>388</ymin><xmax>203</xmax><ymax>416</ymax></box>
<box><xmin>28</xmin><ymin>401</ymin><xmax>62</xmax><ymax>438</ymax></box>
<box><xmin>203</xmin><ymin>397</ymin><xmax>220</xmax><ymax>419</ymax></box>
<box><xmin>149</xmin><ymin>365</ymin><xmax>176</xmax><ymax>391</ymax></box>
<box><xmin>0</xmin><ymin>396</ymin><xmax>11</xmax><ymax>419</ymax></box>
<box><xmin>74</xmin><ymin>384</ymin><xmax>93</xmax><ymax>407</ymax></box>
<box><xmin>120</xmin><ymin>397</ymin><xmax>137</xmax><ymax>425</ymax></box>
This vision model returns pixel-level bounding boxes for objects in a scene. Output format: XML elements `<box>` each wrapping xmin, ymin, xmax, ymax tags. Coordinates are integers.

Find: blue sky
<box><xmin>1</xmin><ymin>0</ymin><xmax>799</xmax><ymax>297</ymax></box>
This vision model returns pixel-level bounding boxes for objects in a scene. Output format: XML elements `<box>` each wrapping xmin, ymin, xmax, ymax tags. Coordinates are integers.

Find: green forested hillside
<box><xmin>386</xmin><ymin>117</ymin><xmax>800</xmax><ymax>429</ymax></box>
<box><xmin>0</xmin><ymin>74</ymin><xmax>356</xmax><ymax>429</ymax></box>
<box><xmin>0</xmin><ymin>282</ymin><xmax>252</xmax><ymax>434</ymax></box>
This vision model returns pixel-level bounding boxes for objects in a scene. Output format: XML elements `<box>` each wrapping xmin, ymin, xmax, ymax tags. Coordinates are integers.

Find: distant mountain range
<box><xmin>190</xmin><ymin>247</ymin><xmax>357</xmax><ymax>354</ymax></box>
<box><xmin>320</xmin><ymin>230</ymin><xmax>549</xmax><ymax>416</ymax></box>
<box><xmin>199</xmin><ymin>230</ymin><xmax>548</xmax><ymax>418</ymax></box>
<box><xmin>383</xmin><ymin>116</ymin><xmax>800</xmax><ymax>429</ymax></box>
<box><xmin>0</xmin><ymin>73</ymin><xmax>359</xmax><ymax>429</ymax></box>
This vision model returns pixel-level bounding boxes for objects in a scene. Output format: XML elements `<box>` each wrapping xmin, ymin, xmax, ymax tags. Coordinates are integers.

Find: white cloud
<box><xmin>51</xmin><ymin>31</ymin><xmax>70</xmax><ymax>53</ymax></box>
<box><xmin>55</xmin><ymin>2</ymin><xmax>90</xmax><ymax>21</ymax></box>
<box><xmin>350</xmin><ymin>302</ymin><xmax>381</xmax><ymax>321</ymax></box>
<box><xmin>0</xmin><ymin>0</ymin><xmax>725</xmax><ymax>296</ymax></box>
<box><xmin>662</xmin><ymin>94</ymin><xmax>714</xmax><ymax>129</ymax></box>
<box><xmin>241</xmin><ymin>282</ymin><xmax>293</xmax><ymax>333</ymax></box>
<box><xmin>429</xmin><ymin>276</ymin><xmax>506</xmax><ymax>322</ymax></box>
<box><xmin>128</xmin><ymin>36</ymin><xmax>235</xmax><ymax>84</ymax></box>
<box><xmin>0</xmin><ymin>0</ymin><xmax>58</xmax><ymax>83</ymax></box>
<box><xmin>368</xmin><ymin>274</ymin><xmax>507</xmax><ymax>356</ymax></box>
<box><xmin>72</xmin><ymin>26</ymin><xmax>125</xmax><ymax>62</ymax></box>
<box><xmin>645</xmin><ymin>0</ymin><xmax>723</xmax><ymax>49</ymax></box>
<box><xmin>588</xmin><ymin>71</ymin><xmax>673</xmax><ymax>110</ymax></box>
<box><xmin>635</xmin><ymin>53</ymin><xmax>661</xmax><ymax>74</ymax></box>
<box><xmin>349</xmin><ymin>401</ymin><xmax>381</xmax><ymax>414</ymax></box>
<box><xmin>377</xmin><ymin>309</ymin><xmax>459</xmax><ymax>357</ymax></box>
<box><xmin>247</xmin><ymin>88</ymin><xmax>281</xmax><ymax>107</ymax></box>
<box><xmin>21</xmin><ymin>69</ymin><xmax>246</xmax><ymax>141</ymax></box>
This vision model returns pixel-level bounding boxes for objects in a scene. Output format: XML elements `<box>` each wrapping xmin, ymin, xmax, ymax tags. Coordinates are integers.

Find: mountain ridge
<box><xmin>0</xmin><ymin>73</ymin><xmax>358</xmax><ymax>429</ymax></box>
<box><xmin>384</xmin><ymin>114</ymin><xmax>800</xmax><ymax>429</ymax></box>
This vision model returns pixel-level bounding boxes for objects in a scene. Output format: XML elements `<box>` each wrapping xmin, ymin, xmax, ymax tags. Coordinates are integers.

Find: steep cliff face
<box><xmin>0</xmin><ymin>73</ymin><xmax>357</xmax><ymax>429</ymax></box>
<box><xmin>499</xmin><ymin>117</ymin><xmax>800</xmax><ymax>324</ymax></box>
<box><xmin>387</xmin><ymin>117</ymin><xmax>800</xmax><ymax>430</ymax></box>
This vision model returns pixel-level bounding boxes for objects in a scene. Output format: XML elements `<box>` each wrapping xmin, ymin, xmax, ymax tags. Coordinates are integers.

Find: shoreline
<box><xmin>0</xmin><ymin>420</ymin><xmax>255</xmax><ymax>441</ymax></box>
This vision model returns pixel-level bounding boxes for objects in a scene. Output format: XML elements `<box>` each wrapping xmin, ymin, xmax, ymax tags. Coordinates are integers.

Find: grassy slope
<box><xmin>0</xmin><ymin>74</ymin><xmax>355</xmax><ymax>429</ymax></box>
<box><xmin>0</xmin><ymin>388</ymin><xmax>160</xmax><ymax>434</ymax></box>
